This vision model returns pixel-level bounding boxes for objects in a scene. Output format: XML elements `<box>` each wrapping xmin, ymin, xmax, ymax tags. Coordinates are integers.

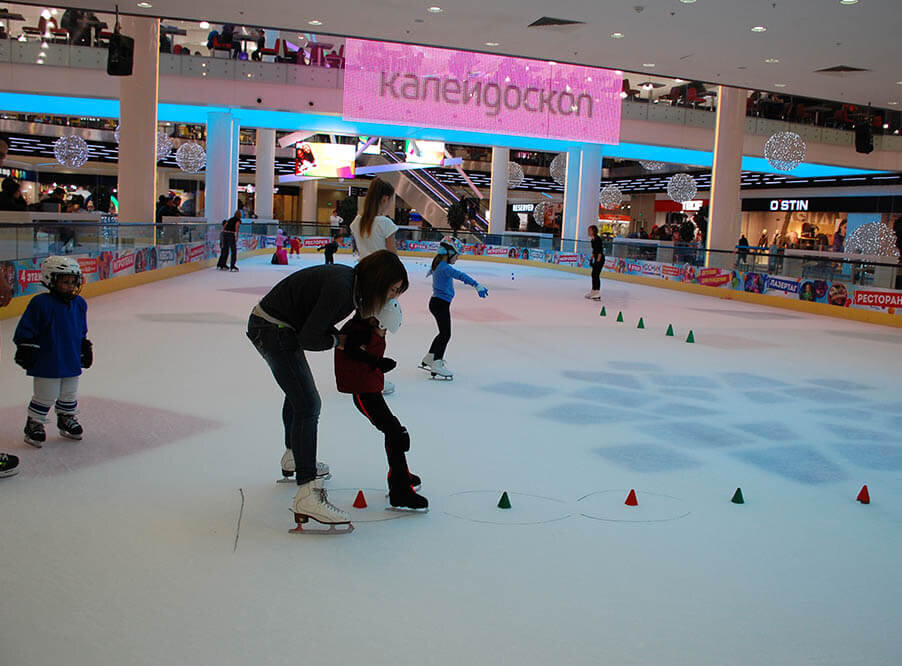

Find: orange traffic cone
<box><xmin>625</xmin><ymin>489</ymin><xmax>638</xmax><ymax>506</ymax></box>
<box><xmin>856</xmin><ymin>485</ymin><xmax>870</xmax><ymax>504</ymax></box>
<box><xmin>353</xmin><ymin>490</ymin><xmax>368</xmax><ymax>508</ymax></box>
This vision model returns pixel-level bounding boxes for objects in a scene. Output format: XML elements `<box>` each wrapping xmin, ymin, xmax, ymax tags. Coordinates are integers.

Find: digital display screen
<box><xmin>294</xmin><ymin>142</ymin><xmax>356</xmax><ymax>177</ymax></box>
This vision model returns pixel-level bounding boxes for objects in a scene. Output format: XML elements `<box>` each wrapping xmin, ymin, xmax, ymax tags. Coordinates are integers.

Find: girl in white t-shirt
<box><xmin>350</xmin><ymin>178</ymin><xmax>398</xmax><ymax>259</ymax></box>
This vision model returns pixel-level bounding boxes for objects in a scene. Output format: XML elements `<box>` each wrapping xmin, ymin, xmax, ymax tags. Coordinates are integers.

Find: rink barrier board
<box><xmin>0</xmin><ymin>248</ymin><xmax>270</xmax><ymax>321</ymax></box>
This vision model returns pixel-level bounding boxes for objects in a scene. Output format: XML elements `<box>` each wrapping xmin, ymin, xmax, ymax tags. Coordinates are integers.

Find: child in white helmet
<box><xmin>334</xmin><ymin>297</ymin><xmax>427</xmax><ymax>511</ymax></box>
<box><xmin>420</xmin><ymin>238</ymin><xmax>488</xmax><ymax>380</ymax></box>
<box><xmin>13</xmin><ymin>256</ymin><xmax>93</xmax><ymax>446</ymax></box>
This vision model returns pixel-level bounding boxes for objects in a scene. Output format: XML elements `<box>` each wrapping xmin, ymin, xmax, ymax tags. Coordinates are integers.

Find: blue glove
<box><xmin>475</xmin><ymin>284</ymin><xmax>488</xmax><ymax>298</ymax></box>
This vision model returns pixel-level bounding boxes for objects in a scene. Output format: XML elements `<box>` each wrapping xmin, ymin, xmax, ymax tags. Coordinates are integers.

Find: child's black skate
<box><xmin>0</xmin><ymin>452</ymin><xmax>20</xmax><ymax>478</ymax></box>
<box><xmin>24</xmin><ymin>417</ymin><xmax>46</xmax><ymax>448</ymax></box>
<box><xmin>229</xmin><ymin>266</ymin><xmax>239</xmax><ymax>272</ymax></box>
<box><xmin>57</xmin><ymin>413</ymin><xmax>83</xmax><ymax>440</ymax></box>
<box><xmin>388</xmin><ymin>484</ymin><xmax>429</xmax><ymax>512</ymax></box>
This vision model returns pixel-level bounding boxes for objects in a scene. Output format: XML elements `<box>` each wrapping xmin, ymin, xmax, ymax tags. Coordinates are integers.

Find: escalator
<box><xmin>363</xmin><ymin>149</ymin><xmax>488</xmax><ymax>235</ymax></box>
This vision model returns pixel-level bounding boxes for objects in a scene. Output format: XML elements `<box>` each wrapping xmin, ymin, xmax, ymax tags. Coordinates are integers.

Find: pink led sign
<box><xmin>342</xmin><ymin>39</ymin><xmax>622</xmax><ymax>145</ymax></box>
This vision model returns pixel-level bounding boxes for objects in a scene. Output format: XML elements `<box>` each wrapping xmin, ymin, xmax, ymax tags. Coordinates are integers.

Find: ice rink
<box><xmin>2</xmin><ymin>252</ymin><xmax>901</xmax><ymax>666</ymax></box>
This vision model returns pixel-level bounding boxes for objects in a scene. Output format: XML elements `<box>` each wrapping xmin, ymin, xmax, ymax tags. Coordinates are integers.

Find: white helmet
<box><xmin>40</xmin><ymin>255</ymin><xmax>83</xmax><ymax>292</ymax></box>
<box><xmin>374</xmin><ymin>297</ymin><xmax>402</xmax><ymax>334</ymax></box>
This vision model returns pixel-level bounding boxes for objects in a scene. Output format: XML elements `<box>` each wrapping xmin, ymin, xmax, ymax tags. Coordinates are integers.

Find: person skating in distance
<box><xmin>420</xmin><ymin>238</ymin><xmax>488</xmax><ymax>380</ymax></box>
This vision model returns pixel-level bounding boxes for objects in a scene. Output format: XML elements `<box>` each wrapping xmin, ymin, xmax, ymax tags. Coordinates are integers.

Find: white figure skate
<box><xmin>418</xmin><ymin>353</ymin><xmax>434</xmax><ymax>371</ymax></box>
<box><xmin>290</xmin><ymin>479</ymin><xmax>353</xmax><ymax>534</ymax></box>
<box><xmin>428</xmin><ymin>358</ymin><xmax>453</xmax><ymax>381</ymax></box>
<box><xmin>382</xmin><ymin>380</ymin><xmax>395</xmax><ymax>396</ymax></box>
<box><xmin>277</xmin><ymin>449</ymin><xmax>331</xmax><ymax>484</ymax></box>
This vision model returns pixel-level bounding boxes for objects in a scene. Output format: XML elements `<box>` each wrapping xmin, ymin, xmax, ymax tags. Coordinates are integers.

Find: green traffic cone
<box><xmin>616</xmin><ymin>311</ymin><xmax>624</xmax><ymax>323</ymax></box>
<box><xmin>600</xmin><ymin>306</ymin><xmax>607</xmax><ymax>317</ymax></box>
<box><xmin>686</xmin><ymin>330</ymin><xmax>695</xmax><ymax>343</ymax></box>
<box><xmin>497</xmin><ymin>491</ymin><xmax>512</xmax><ymax>509</ymax></box>
<box><xmin>637</xmin><ymin>317</ymin><xmax>645</xmax><ymax>329</ymax></box>
<box><xmin>666</xmin><ymin>324</ymin><xmax>674</xmax><ymax>337</ymax></box>
<box><xmin>731</xmin><ymin>488</ymin><xmax>744</xmax><ymax>504</ymax></box>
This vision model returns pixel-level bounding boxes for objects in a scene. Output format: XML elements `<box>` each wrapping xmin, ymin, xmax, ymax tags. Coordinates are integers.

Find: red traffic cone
<box><xmin>856</xmin><ymin>485</ymin><xmax>870</xmax><ymax>504</ymax></box>
<box><xmin>625</xmin><ymin>489</ymin><xmax>638</xmax><ymax>506</ymax></box>
<box><xmin>353</xmin><ymin>490</ymin><xmax>368</xmax><ymax>509</ymax></box>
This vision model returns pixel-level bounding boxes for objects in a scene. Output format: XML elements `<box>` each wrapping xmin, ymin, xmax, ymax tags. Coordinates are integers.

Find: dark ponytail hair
<box><xmin>354</xmin><ymin>250</ymin><xmax>408</xmax><ymax>317</ymax></box>
<box><xmin>358</xmin><ymin>177</ymin><xmax>395</xmax><ymax>238</ymax></box>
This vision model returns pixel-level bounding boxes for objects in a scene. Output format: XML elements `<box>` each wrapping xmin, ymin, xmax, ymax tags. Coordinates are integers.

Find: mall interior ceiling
<box><xmin>43</xmin><ymin>0</ymin><xmax>901</xmax><ymax>109</ymax></box>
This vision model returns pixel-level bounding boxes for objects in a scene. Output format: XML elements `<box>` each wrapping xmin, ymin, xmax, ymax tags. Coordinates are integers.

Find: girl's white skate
<box><xmin>290</xmin><ymin>479</ymin><xmax>354</xmax><ymax>535</ymax></box>
<box><xmin>428</xmin><ymin>358</ymin><xmax>453</xmax><ymax>381</ymax></box>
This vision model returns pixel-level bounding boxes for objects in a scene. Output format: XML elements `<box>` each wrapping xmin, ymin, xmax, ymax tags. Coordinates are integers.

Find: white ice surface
<box><xmin>1</xmin><ymin>253</ymin><xmax>901</xmax><ymax>666</ymax></box>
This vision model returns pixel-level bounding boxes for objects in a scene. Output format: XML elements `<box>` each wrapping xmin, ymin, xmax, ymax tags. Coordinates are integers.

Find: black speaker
<box><xmin>107</xmin><ymin>32</ymin><xmax>134</xmax><ymax>76</ymax></box>
<box><xmin>855</xmin><ymin>123</ymin><xmax>874</xmax><ymax>154</ymax></box>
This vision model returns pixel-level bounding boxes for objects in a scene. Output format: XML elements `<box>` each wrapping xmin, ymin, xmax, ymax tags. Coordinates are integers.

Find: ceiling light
<box><xmin>680</xmin><ymin>0</ymin><xmax>697</xmax><ymax>3</ymax></box>
<box><xmin>839</xmin><ymin>0</ymin><xmax>858</xmax><ymax>4</ymax></box>
<box><xmin>39</xmin><ymin>51</ymin><xmax>46</xmax><ymax>57</ymax></box>
<box><xmin>41</xmin><ymin>9</ymin><xmax>51</xmax><ymax>19</ymax></box>
<box><xmin>643</xmin><ymin>63</ymin><xmax>655</xmax><ymax>67</ymax></box>
<box><xmin>897</xmin><ymin>81</ymin><xmax>902</xmax><ymax>85</ymax></box>
<box><xmin>619</xmin><ymin>91</ymin><xmax>628</xmax><ymax>99</ymax></box>
<box><xmin>427</xmin><ymin>6</ymin><xmax>443</xmax><ymax>12</ymax></box>
<box><xmin>36</xmin><ymin>59</ymin><xmax>44</xmax><ymax>64</ymax></box>
<box><xmin>485</xmin><ymin>42</ymin><xmax>499</xmax><ymax>46</ymax></box>
<box><xmin>751</xmin><ymin>26</ymin><xmax>767</xmax><ymax>32</ymax></box>
<box><xmin>41</xmin><ymin>40</ymin><xmax>48</xmax><ymax>48</ymax></box>
<box><xmin>137</xmin><ymin>1</ymin><xmax>152</xmax><ymax>7</ymax></box>
<box><xmin>888</xmin><ymin>102</ymin><xmax>899</xmax><ymax>106</ymax></box>
<box><xmin>883</xmin><ymin>123</ymin><xmax>890</xmax><ymax>129</ymax></box>
<box><xmin>50</xmin><ymin>8</ymin><xmax>58</xmax><ymax>14</ymax></box>
<box><xmin>774</xmin><ymin>83</ymin><xmax>787</xmax><ymax>87</ymax></box>
<box><xmin>765</xmin><ymin>58</ymin><xmax>780</xmax><ymax>63</ymax></box>
<box><xmin>609</xmin><ymin>32</ymin><xmax>623</xmax><ymax>39</ymax></box>
<box><xmin>308</xmin><ymin>19</ymin><xmax>322</xmax><ymax>25</ymax></box>
<box><xmin>199</xmin><ymin>20</ymin><xmax>210</xmax><ymax>29</ymax></box>
<box><xmin>673</xmin><ymin>79</ymin><xmax>686</xmax><ymax>83</ymax></box>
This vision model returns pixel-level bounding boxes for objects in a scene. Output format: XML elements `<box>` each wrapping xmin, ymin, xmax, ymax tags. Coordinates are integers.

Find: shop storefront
<box><xmin>740</xmin><ymin>195</ymin><xmax>902</xmax><ymax>251</ymax></box>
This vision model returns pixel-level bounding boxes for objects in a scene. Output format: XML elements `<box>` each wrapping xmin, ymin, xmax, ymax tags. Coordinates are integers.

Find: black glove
<box><xmin>81</xmin><ymin>338</ymin><xmax>93</xmax><ymax>369</ymax></box>
<box><xmin>377</xmin><ymin>357</ymin><xmax>397</xmax><ymax>373</ymax></box>
<box><xmin>14</xmin><ymin>341</ymin><xmax>40</xmax><ymax>370</ymax></box>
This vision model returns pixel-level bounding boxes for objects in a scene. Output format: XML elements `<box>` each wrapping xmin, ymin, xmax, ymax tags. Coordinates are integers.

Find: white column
<box><xmin>575</xmin><ymin>144</ymin><xmax>603</xmax><ymax>249</ymax></box>
<box><xmin>708</xmin><ymin>85</ymin><xmax>746</xmax><ymax>267</ymax></box>
<box><xmin>488</xmin><ymin>146</ymin><xmax>509</xmax><ymax>236</ymax></box>
<box><xmin>255</xmin><ymin>128</ymin><xmax>275</xmax><ymax>219</ymax></box>
<box><xmin>301</xmin><ymin>180</ymin><xmax>318</xmax><ymax>222</ymax></box>
<box><xmin>560</xmin><ymin>147</ymin><xmax>580</xmax><ymax>241</ymax></box>
<box><xmin>117</xmin><ymin>16</ymin><xmax>159</xmax><ymax>223</ymax></box>
<box><xmin>204</xmin><ymin>111</ymin><xmax>239</xmax><ymax>224</ymax></box>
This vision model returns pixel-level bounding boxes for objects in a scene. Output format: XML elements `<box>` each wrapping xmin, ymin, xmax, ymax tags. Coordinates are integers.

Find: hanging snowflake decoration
<box><xmin>764</xmin><ymin>131</ymin><xmax>806</xmax><ymax>171</ymax></box>
<box><xmin>507</xmin><ymin>161</ymin><xmax>524</xmax><ymax>189</ymax></box>
<box><xmin>156</xmin><ymin>132</ymin><xmax>174</xmax><ymax>161</ymax></box>
<box><xmin>114</xmin><ymin>124</ymin><xmax>121</xmax><ymax>144</ymax></box>
<box><xmin>53</xmin><ymin>136</ymin><xmax>89</xmax><ymax>168</ymax></box>
<box><xmin>532</xmin><ymin>201</ymin><xmax>551</xmax><ymax>225</ymax></box>
<box><xmin>667</xmin><ymin>173</ymin><xmax>697</xmax><ymax>203</ymax></box>
<box><xmin>550</xmin><ymin>153</ymin><xmax>567</xmax><ymax>185</ymax></box>
<box><xmin>638</xmin><ymin>160</ymin><xmax>665</xmax><ymax>171</ymax></box>
<box><xmin>845</xmin><ymin>222</ymin><xmax>900</xmax><ymax>258</ymax></box>
<box><xmin>175</xmin><ymin>142</ymin><xmax>206</xmax><ymax>173</ymax></box>
<box><xmin>599</xmin><ymin>184</ymin><xmax>623</xmax><ymax>210</ymax></box>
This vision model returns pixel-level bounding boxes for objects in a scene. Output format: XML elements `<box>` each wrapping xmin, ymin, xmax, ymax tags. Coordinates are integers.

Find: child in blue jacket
<box><xmin>13</xmin><ymin>256</ymin><xmax>93</xmax><ymax>446</ymax></box>
<box><xmin>419</xmin><ymin>239</ymin><xmax>487</xmax><ymax>379</ymax></box>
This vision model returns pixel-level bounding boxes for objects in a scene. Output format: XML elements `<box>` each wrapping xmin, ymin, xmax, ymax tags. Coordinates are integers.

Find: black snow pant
<box><xmin>352</xmin><ymin>392</ymin><xmax>411</xmax><ymax>490</ymax></box>
<box><xmin>591</xmin><ymin>257</ymin><xmax>603</xmax><ymax>291</ymax></box>
<box><xmin>427</xmin><ymin>297</ymin><xmax>452</xmax><ymax>360</ymax></box>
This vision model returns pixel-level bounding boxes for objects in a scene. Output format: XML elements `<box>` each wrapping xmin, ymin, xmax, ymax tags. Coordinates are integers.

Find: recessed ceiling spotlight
<box><xmin>308</xmin><ymin>19</ymin><xmax>322</xmax><ymax>25</ymax></box>
<box><xmin>136</xmin><ymin>1</ymin><xmax>152</xmax><ymax>7</ymax></box>
<box><xmin>427</xmin><ymin>5</ymin><xmax>443</xmax><ymax>12</ymax></box>
<box><xmin>199</xmin><ymin>21</ymin><xmax>210</xmax><ymax>29</ymax></box>
<box><xmin>41</xmin><ymin>40</ymin><xmax>48</xmax><ymax>48</ymax></box>
<box><xmin>643</xmin><ymin>63</ymin><xmax>655</xmax><ymax>67</ymax></box>
<box><xmin>680</xmin><ymin>0</ymin><xmax>697</xmax><ymax>3</ymax></box>
<box><xmin>888</xmin><ymin>101</ymin><xmax>899</xmax><ymax>106</ymax></box>
<box><xmin>609</xmin><ymin>32</ymin><xmax>624</xmax><ymax>39</ymax></box>
<box><xmin>897</xmin><ymin>81</ymin><xmax>902</xmax><ymax>85</ymax></box>
<box><xmin>839</xmin><ymin>0</ymin><xmax>859</xmax><ymax>4</ymax></box>
<box><xmin>764</xmin><ymin>58</ymin><xmax>780</xmax><ymax>63</ymax></box>
<box><xmin>774</xmin><ymin>83</ymin><xmax>787</xmax><ymax>87</ymax></box>
<box><xmin>673</xmin><ymin>78</ymin><xmax>687</xmax><ymax>83</ymax></box>
<box><xmin>751</xmin><ymin>26</ymin><xmax>767</xmax><ymax>32</ymax></box>
<box><xmin>485</xmin><ymin>41</ymin><xmax>499</xmax><ymax>46</ymax></box>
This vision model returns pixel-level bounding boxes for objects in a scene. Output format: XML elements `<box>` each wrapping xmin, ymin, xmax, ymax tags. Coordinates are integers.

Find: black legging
<box><xmin>352</xmin><ymin>392</ymin><xmax>411</xmax><ymax>489</ymax></box>
<box><xmin>427</xmin><ymin>297</ymin><xmax>452</xmax><ymax>360</ymax></box>
<box><xmin>591</xmin><ymin>256</ymin><xmax>604</xmax><ymax>290</ymax></box>
<box><xmin>217</xmin><ymin>231</ymin><xmax>236</xmax><ymax>268</ymax></box>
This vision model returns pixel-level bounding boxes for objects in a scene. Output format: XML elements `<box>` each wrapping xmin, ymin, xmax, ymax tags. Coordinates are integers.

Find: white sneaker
<box><xmin>430</xmin><ymin>358</ymin><xmax>453</xmax><ymax>378</ymax></box>
<box><xmin>292</xmin><ymin>479</ymin><xmax>351</xmax><ymax>525</ymax></box>
<box><xmin>280</xmin><ymin>449</ymin><xmax>330</xmax><ymax>479</ymax></box>
<box><xmin>419</xmin><ymin>353</ymin><xmax>434</xmax><ymax>370</ymax></box>
<box><xmin>383</xmin><ymin>380</ymin><xmax>395</xmax><ymax>395</ymax></box>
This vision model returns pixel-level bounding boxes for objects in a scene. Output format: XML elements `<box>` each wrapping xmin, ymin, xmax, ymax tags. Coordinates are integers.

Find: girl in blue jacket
<box><xmin>420</xmin><ymin>239</ymin><xmax>487</xmax><ymax>379</ymax></box>
<box><xmin>13</xmin><ymin>256</ymin><xmax>93</xmax><ymax>447</ymax></box>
